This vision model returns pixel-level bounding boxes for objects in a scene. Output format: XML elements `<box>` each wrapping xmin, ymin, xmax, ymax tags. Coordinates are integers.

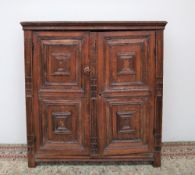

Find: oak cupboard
<box><xmin>21</xmin><ymin>21</ymin><xmax>167</xmax><ymax>167</ymax></box>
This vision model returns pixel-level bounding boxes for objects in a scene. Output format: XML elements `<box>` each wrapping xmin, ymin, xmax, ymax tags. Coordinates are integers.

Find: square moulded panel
<box><xmin>107</xmin><ymin>39</ymin><xmax>147</xmax><ymax>87</ymax></box>
<box><xmin>99</xmin><ymin>31</ymin><xmax>155</xmax><ymax>89</ymax></box>
<box><xmin>35</xmin><ymin>98</ymin><xmax>90</xmax><ymax>156</ymax></box>
<box><xmin>111</xmin><ymin>102</ymin><xmax>141</xmax><ymax>141</ymax></box>
<box><xmin>33</xmin><ymin>31</ymin><xmax>90</xmax><ymax>91</ymax></box>
<box><xmin>117</xmin><ymin>52</ymin><xmax>136</xmax><ymax>76</ymax></box>
<box><xmin>52</xmin><ymin>111</ymin><xmax>72</xmax><ymax>134</ymax></box>
<box><xmin>42</xmin><ymin>40</ymin><xmax>81</xmax><ymax>87</ymax></box>
<box><xmin>49</xmin><ymin>52</ymin><xmax>71</xmax><ymax>76</ymax></box>
<box><xmin>117</xmin><ymin>111</ymin><xmax>137</xmax><ymax>134</ymax></box>
<box><xmin>101</xmin><ymin>97</ymin><xmax>152</xmax><ymax>155</ymax></box>
<box><xmin>40</xmin><ymin>100</ymin><xmax>81</xmax><ymax>145</ymax></box>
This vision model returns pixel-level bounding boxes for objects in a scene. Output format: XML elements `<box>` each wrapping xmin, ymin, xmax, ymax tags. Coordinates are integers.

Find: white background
<box><xmin>0</xmin><ymin>0</ymin><xmax>195</xmax><ymax>143</ymax></box>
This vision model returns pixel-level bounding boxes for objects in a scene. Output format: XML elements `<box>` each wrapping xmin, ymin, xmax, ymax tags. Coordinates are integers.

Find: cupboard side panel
<box><xmin>24</xmin><ymin>30</ymin><xmax>36</xmax><ymax>167</ymax></box>
<box><xmin>153</xmin><ymin>30</ymin><xmax>164</xmax><ymax>167</ymax></box>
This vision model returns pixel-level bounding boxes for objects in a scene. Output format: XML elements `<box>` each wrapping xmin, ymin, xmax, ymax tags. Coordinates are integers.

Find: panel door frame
<box><xmin>96</xmin><ymin>31</ymin><xmax>156</xmax><ymax>156</ymax></box>
<box><xmin>32</xmin><ymin>31</ymin><xmax>91</xmax><ymax>158</ymax></box>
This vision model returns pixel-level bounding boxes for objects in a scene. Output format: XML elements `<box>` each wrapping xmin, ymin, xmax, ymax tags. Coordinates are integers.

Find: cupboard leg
<box><xmin>28</xmin><ymin>158</ymin><xmax>36</xmax><ymax>168</ymax></box>
<box><xmin>153</xmin><ymin>152</ymin><xmax>161</xmax><ymax>167</ymax></box>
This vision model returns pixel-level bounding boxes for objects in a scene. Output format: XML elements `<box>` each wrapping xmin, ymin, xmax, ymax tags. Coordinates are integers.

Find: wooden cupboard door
<box><xmin>32</xmin><ymin>32</ymin><xmax>90</xmax><ymax>158</ymax></box>
<box><xmin>97</xmin><ymin>31</ymin><xmax>156</xmax><ymax>156</ymax></box>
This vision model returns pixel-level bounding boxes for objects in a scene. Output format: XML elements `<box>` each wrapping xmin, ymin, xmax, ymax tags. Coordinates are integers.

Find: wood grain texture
<box><xmin>89</xmin><ymin>32</ymin><xmax>98</xmax><ymax>156</ymax></box>
<box><xmin>32</xmin><ymin>32</ymin><xmax>91</xmax><ymax>162</ymax></box>
<box><xmin>153</xmin><ymin>30</ymin><xmax>164</xmax><ymax>167</ymax></box>
<box><xmin>21</xmin><ymin>21</ymin><xmax>167</xmax><ymax>31</ymax></box>
<box><xmin>21</xmin><ymin>21</ymin><xmax>167</xmax><ymax>167</ymax></box>
<box><xmin>96</xmin><ymin>31</ymin><xmax>155</xmax><ymax>157</ymax></box>
<box><xmin>24</xmin><ymin>31</ymin><xmax>36</xmax><ymax>167</ymax></box>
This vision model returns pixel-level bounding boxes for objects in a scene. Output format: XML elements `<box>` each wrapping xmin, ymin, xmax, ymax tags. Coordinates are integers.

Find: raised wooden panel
<box><xmin>52</xmin><ymin>111</ymin><xmax>72</xmax><ymax>134</ymax></box>
<box><xmin>117</xmin><ymin>52</ymin><xmax>136</xmax><ymax>75</ymax></box>
<box><xmin>97</xmin><ymin>31</ymin><xmax>155</xmax><ymax>91</ymax></box>
<box><xmin>42</xmin><ymin>40</ymin><xmax>80</xmax><ymax>87</ymax></box>
<box><xmin>98</xmin><ymin>97</ymin><xmax>153</xmax><ymax>156</ymax></box>
<box><xmin>108</xmin><ymin>39</ymin><xmax>146</xmax><ymax>87</ymax></box>
<box><xmin>33</xmin><ymin>32</ymin><xmax>89</xmax><ymax>92</ymax></box>
<box><xmin>116</xmin><ymin>111</ymin><xmax>138</xmax><ymax>137</ymax></box>
<box><xmin>36</xmin><ymin>99</ymin><xmax>90</xmax><ymax>156</ymax></box>
<box><xmin>41</xmin><ymin>100</ymin><xmax>78</xmax><ymax>143</ymax></box>
<box><xmin>49</xmin><ymin>52</ymin><xmax>71</xmax><ymax>76</ymax></box>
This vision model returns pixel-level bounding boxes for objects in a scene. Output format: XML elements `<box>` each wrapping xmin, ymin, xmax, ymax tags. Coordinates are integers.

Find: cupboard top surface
<box><xmin>20</xmin><ymin>21</ymin><xmax>167</xmax><ymax>30</ymax></box>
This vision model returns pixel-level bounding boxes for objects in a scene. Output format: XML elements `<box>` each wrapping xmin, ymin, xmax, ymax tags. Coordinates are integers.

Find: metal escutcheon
<box><xmin>83</xmin><ymin>66</ymin><xmax>91</xmax><ymax>75</ymax></box>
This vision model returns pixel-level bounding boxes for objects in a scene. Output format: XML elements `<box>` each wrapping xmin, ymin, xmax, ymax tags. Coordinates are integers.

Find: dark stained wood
<box><xmin>97</xmin><ymin>31</ymin><xmax>156</xmax><ymax>157</ymax></box>
<box><xmin>21</xmin><ymin>21</ymin><xmax>167</xmax><ymax>30</ymax></box>
<box><xmin>153</xmin><ymin>30</ymin><xmax>164</xmax><ymax>167</ymax></box>
<box><xmin>21</xmin><ymin>21</ymin><xmax>166</xmax><ymax>168</ymax></box>
<box><xmin>32</xmin><ymin>31</ymin><xmax>91</xmax><ymax>159</ymax></box>
<box><xmin>23</xmin><ymin>31</ymin><xmax>36</xmax><ymax>167</ymax></box>
<box><xmin>89</xmin><ymin>32</ymin><xmax>98</xmax><ymax>156</ymax></box>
